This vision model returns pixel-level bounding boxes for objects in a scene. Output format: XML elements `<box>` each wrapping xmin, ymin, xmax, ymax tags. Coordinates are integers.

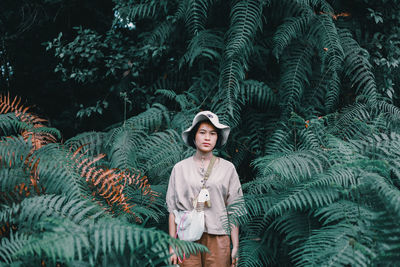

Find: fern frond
<box><xmin>155</xmin><ymin>89</ymin><xmax>196</xmax><ymax>111</ymax></box>
<box><xmin>339</xmin><ymin>29</ymin><xmax>377</xmax><ymax>100</ymax></box>
<box><xmin>0</xmin><ymin>136</ymin><xmax>32</xmax><ymax>169</ymax></box>
<box><xmin>115</xmin><ymin>0</ymin><xmax>168</xmax><ymax>21</ymax></box>
<box><xmin>90</xmin><ymin>218</ymin><xmax>207</xmax><ymax>262</ymax></box>
<box><xmin>324</xmin><ymin>70</ymin><xmax>341</xmax><ymax>112</ymax></box>
<box><xmin>315</xmin><ymin>200</ymin><xmax>376</xmax><ymax>226</ymax></box>
<box><xmin>184</xmin><ymin>0</ymin><xmax>213</xmax><ymax>36</ymax></box>
<box><xmin>125</xmin><ymin>103</ymin><xmax>170</xmax><ymax>131</ymax></box>
<box><xmin>279</xmin><ymin>43</ymin><xmax>313</xmax><ymax>117</ymax></box>
<box><xmin>272</xmin><ymin>16</ymin><xmax>312</xmax><ymax>59</ymax></box>
<box><xmin>188</xmin><ymin>68</ymin><xmax>218</xmax><ymax>105</ymax></box>
<box><xmin>217</xmin><ymin>56</ymin><xmax>245</xmax><ymax>119</ymax></box>
<box><xmin>0</xmin><ymin>94</ymin><xmax>26</xmax><ymax>115</ymax></box>
<box><xmin>17</xmin><ymin>218</ymin><xmax>89</xmax><ymax>263</ymax></box>
<box><xmin>0</xmin><ymin>168</ymin><xmax>30</xmax><ymax>193</ymax></box>
<box><xmin>225</xmin><ymin>0</ymin><xmax>264</xmax><ymax>58</ymax></box>
<box><xmin>244</xmin><ymin>184</ymin><xmax>339</xmax><ymax>218</ymax></box>
<box><xmin>326</xmin><ymin>103</ymin><xmax>372</xmax><ymax>139</ymax></box>
<box><xmin>137</xmin><ymin>129</ymin><xmax>187</xmax><ymax>180</ymax></box>
<box><xmin>0</xmin><ymin>94</ymin><xmax>60</xmax><ymax>143</ymax></box>
<box><xmin>375</xmin><ymin>100</ymin><xmax>400</xmax><ymax>122</ymax></box>
<box><xmin>253</xmin><ymin>150</ymin><xmax>329</xmax><ymax>182</ymax></box>
<box><xmin>15</xmin><ymin>195</ymin><xmax>104</xmax><ymax>228</ymax></box>
<box><xmin>65</xmin><ymin>131</ymin><xmax>107</xmax><ymax>158</ymax></box>
<box><xmin>264</xmin><ymin>127</ymin><xmax>295</xmax><ymax>154</ymax></box>
<box><xmin>237</xmin><ymin>238</ymin><xmax>274</xmax><ymax>267</ymax></box>
<box><xmin>372</xmin><ymin>211</ymin><xmax>400</xmax><ymax>266</ymax></box>
<box><xmin>81</xmin><ymin>162</ymin><xmax>156</xmax><ymax>217</ymax></box>
<box><xmin>211</xmin><ymin>91</ymin><xmax>243</xmax><ymax>128</ymax></box>
<box><xmin>364</xmin><ymin>173</ymin><xmax>400</xmax><ymax>217</ymax></box>
<box><xmin>310</xmin><ymin>14</ymin><xmax>344</xmax><ymax>72</ymax></box>
<box><xmin>240</xmin><ymin>80</ymin><xmax>277</xmax><ymax>111</ymax></box>
<box><xmin>0</xmin><ymin>231</ymin><xmax>30</xmax><ymax>264</ymax></box>
<box><xmin>180</xmin><ymin>29</ymin><xmax>224</xmax><ymax>67</ymax></box>
<box><xmin>106</xmin><ymin>127</ymin><xmax>147</xmax><ymax>170</ymax></box>
<box><xmin>146</xmin><ymin>20</ymin><xmax>175</xmax><ymax>46</ymax></box>
<box><xmin>292</xmin><ymin>223</ymin><xmax>372</xmax><ymax>267</ymax></box>
<box><xmin>0</xmin><ymin>113</ymin><xmax>22</xmax><ymax>136</ymax></box>
<box><xmin>31</xmin><ymin>145</ymin><xmax>86</xmax><ymax>199</ymax></box>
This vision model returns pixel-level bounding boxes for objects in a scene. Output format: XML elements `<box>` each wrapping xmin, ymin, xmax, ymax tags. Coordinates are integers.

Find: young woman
<box><xmin>166</xmin><ymin>111</ymin><xmax>244</xmax><ymax>267</ymax></box>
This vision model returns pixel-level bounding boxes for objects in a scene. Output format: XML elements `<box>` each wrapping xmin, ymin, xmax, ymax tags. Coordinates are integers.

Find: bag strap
<box><xmin>202</xmin><ymin>155</ymin><xmax>216</xmax><ymax>188</ymax></box>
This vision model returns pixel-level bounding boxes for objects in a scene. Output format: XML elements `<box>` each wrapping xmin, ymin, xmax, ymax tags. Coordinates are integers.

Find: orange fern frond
<box><xmin>0</xmin><ymin>93</ymin><xmax>26</xmax><ymax>114</ymax></box>
<box><xmin>0</xmin><ymin>93</ymin><xmax>58</xmax><ymax>148</ymax></box>
<box><xmin>0</xmin><ymin>94</ymin><xmax>59</xmax><ymax>195</ymax></box>
<box><xmin>77</xmin><ymin>153</ymin><xmax>157</xmax><ymax>217</ymax></box>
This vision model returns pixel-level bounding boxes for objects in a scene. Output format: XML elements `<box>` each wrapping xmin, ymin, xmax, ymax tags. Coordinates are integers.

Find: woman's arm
<box><xmin>231</xmin><ymin>225</ymin><xmax>239</xmax><ymax>266</ymax></box>
<box><xmin>169</xmin><ymin>212</ymin><xmax>178</xmax><ymax>265</ymax></box>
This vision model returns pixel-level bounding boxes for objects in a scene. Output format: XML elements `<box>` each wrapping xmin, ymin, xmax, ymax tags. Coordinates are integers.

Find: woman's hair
<box><xmin>187</xmin><ymin>120</ymin><xmax>222</xmax><ymax>149</ymax></box>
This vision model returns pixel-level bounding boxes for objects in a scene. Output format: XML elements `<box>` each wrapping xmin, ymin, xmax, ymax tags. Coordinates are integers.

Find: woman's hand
<box><xmin>170</xmin><ymin>247</ymin><xmax>178</xmax><ymax>265</ymax></box>
<box><xmin>231</xmin><ymin>246</ymin><xmax>238</xmax><ymax>267</ymax></box>
<box><xmin>230</xmin><ymin>225</ymin><xmax>239</xmax><ymax>266</ymax></box>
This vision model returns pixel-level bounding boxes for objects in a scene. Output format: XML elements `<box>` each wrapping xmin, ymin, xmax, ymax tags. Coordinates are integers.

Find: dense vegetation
<box><xmin>1</xmin><ymin>0</ymin><xmax>400</xmax><ymax>266</ymax></box>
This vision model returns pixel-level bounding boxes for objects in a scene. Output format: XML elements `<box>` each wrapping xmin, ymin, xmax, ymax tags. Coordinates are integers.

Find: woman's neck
<box><xmin>194</xmin><ymin>150</ymin><xmax>213</xmax><ymax>161</ymax></box>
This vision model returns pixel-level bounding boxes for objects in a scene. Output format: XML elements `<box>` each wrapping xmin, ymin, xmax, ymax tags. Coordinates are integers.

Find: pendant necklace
<box><xmin>200</xmin><ymin>156</ymin><xmax>205</xmax><ymax>176</ymax></box>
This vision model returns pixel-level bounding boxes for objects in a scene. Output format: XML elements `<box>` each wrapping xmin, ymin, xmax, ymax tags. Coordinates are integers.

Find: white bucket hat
<box><xmin>182</xmin><ymin>111</ymin><xmax>230</xmax><ymax>148</ymax></box>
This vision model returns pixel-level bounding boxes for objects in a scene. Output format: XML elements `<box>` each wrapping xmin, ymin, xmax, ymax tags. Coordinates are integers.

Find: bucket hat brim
<box><xmin>182</xmin><ymin>111</ymin><xmax>230</xmax><ymax>148</ymax></box>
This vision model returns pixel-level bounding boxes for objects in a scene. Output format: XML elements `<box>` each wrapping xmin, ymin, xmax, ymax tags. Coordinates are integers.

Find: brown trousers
<box><xmin>179</xmin><ymin>233</ymin><xmax>231</xmax><ymax>267</ymax></box>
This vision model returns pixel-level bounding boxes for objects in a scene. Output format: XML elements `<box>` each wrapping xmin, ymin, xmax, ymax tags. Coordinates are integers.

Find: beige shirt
<box><xmin>166</xmin><ymin>156</ymin><xmax>244</xmax><ymax>235</ymax></box>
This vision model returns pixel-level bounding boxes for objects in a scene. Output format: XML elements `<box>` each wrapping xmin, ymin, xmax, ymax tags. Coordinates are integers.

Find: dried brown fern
<box><xmin>0</xmin><ymin>93</ymin><xmax>57</xmax><ymax>195</ymax></box>
<box><xmin>72</xmin><ymin>146</ymin><xmax>158</xmax><ymax>219</ymax></box>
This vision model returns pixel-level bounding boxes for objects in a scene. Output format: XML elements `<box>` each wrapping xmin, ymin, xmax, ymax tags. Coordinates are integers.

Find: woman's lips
<box><xmin>203</xmin><ymin>143</ymin><xmax>211</xmax><ymax>146</ymax></box>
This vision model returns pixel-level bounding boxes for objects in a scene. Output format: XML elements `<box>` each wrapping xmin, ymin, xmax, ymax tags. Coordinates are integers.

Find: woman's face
<box><xmin>194</xmin><ymin>122</ymin><xmax>218</xmax><ymax>153</ymax></box>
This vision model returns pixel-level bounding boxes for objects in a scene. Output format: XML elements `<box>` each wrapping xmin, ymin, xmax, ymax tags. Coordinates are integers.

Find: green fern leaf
<box><xmin>184</xmin><ymin>0</ymin><xmax>214</xmax><ymax>35</ymax></box>
<box><xmin>273</xmin><ymin>16</ymin><xmax>312</xmax><ymax>59</ymax></box>
<box><xmin>225</xmin><ymin>0</ymin><xmax>264</xmax><ymax>57</ymax></box>
<box><xmin>339</xmin><ymin>29</ymin><xmax>377</xmax><ymax>100</ymax></box>
<box><xmin>180</xmin><ymin>29</ymin><xmax>224</xmax><ymax>67</ymax></box>
<box><xmin>279</xmin><ymin>43</ymin><xmax>314</xmax><ymax>117</ymax></box>
<box><xmin>126</xmin><ymin>103</ymin><xmax>170</xmax><ymax>131</ymax></box>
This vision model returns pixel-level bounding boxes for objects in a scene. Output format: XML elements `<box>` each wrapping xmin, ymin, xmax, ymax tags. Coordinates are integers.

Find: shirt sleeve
<box><xmin>165</xmin><ymin>166</ymin><xmax>177</xmax><ymax>213</ymax></box>
<box><xmin>226</xmin><ymin>167</ymin><xmax>243</xmax><ymax>206</ymax></box>
<box><xmin>225</xmin><ymin>166</ymin><xmax>246</xmax><ymax>217</ymax></box>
